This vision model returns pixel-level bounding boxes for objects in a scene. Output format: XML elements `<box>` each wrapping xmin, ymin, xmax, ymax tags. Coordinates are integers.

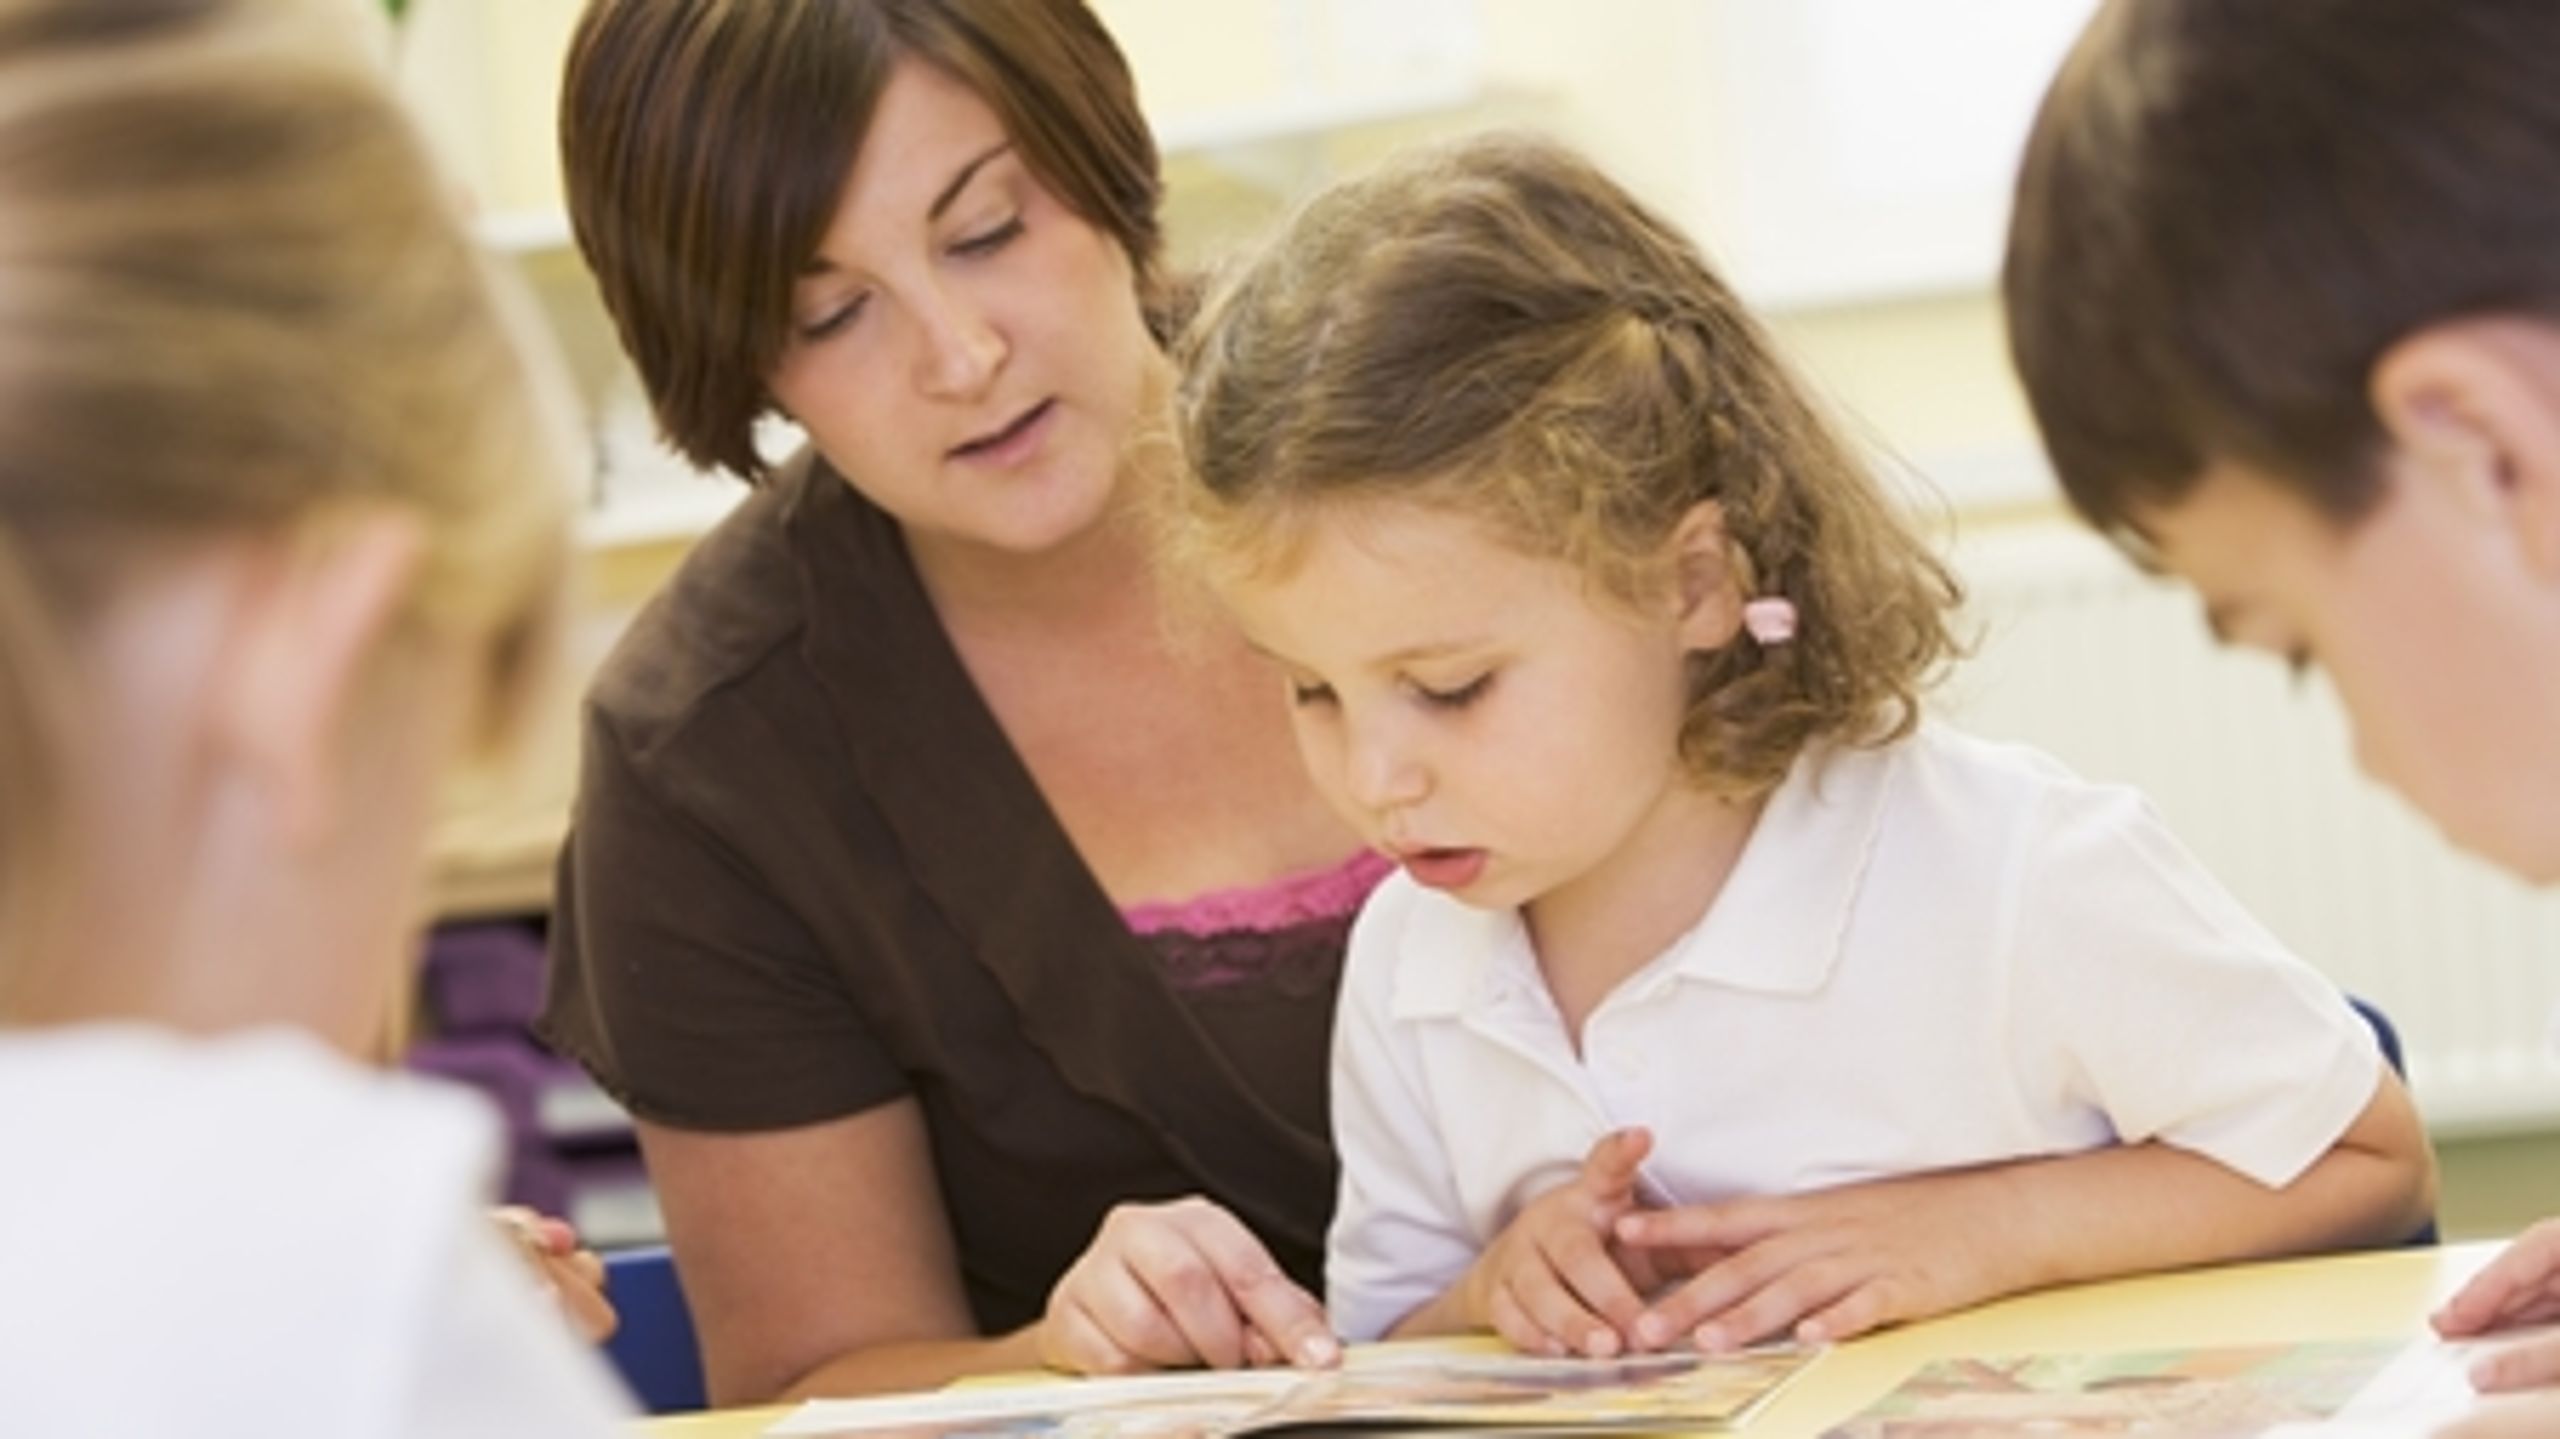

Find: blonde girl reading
<box><xmin>0</xmin><ymin>0</ymin><xmax>623</xmax><ymax>1428</ymax></box>
<box><xmin>1168</xmin><ymin>133</ymin><xmax>2437</xmax><ymax>1362</ymax></box>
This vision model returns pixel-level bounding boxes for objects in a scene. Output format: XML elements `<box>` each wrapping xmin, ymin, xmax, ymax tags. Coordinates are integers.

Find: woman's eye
<box><xmin>1416</xmin><ymin>674</ymin><xmax>1493</xmax><ymax>710</ymax></box>
<box><xmin>952</xmin><ymin>216</ymin><xmax>1023</xmax><ymax>257</ymax></box>
<box><xmin>796</xmin><ymin>294</ymin><xmax>868</xmax><ymax>342</ymax></box>
<box><xmin>1288</xmin><ymin>679</ymin><xmax>1337</xmax><ymax>708</ymax></box>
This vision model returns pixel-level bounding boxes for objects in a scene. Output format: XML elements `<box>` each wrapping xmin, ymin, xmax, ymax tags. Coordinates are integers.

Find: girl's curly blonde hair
<box><xmin>1172</xmin><ymin>133</ymin><xmax>1959</xmax><ymax>799</ymax></box>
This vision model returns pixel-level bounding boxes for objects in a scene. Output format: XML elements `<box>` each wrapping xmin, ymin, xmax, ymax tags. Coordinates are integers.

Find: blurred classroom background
<box><xmin>389</xmin><ymin>0</ymin><xmax>2560</xmax><ymax>1247</ymax></box>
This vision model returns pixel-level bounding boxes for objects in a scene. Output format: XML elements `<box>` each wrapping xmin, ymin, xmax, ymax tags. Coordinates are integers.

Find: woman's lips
<box><xmin>948</xmin><ymin>398</ymin><xmax>1055</xmax><ymax>464</ymax></box>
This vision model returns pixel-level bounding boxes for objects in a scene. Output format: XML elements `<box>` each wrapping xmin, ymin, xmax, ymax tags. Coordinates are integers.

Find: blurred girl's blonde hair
<box><xmin>1174</xmin><ymin>133</ymin><xmax>1959</xmax><ymax>799</ymax></box>
<box><xmin>0</xmin><ymin>0</ymin><xmax>578</xmax><ymax>981</ymax></box>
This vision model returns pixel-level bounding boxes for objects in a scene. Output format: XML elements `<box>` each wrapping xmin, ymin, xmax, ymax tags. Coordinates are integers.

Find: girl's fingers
<box><xmin>1580</xmin><ymin>1127</ymin><xmax>1654</xmax><ymax>1200</ymax></box>
<box><xmin>1616</xmin><ymin>1199</ymin><xmax>1781</xmax><ymax>1255</ymax></box>
<box><xmin>1541</xmin><ymin>1227</ymin><xmax>1645</xmax><ymax>1350</ymax></box>
<box><xmin>1487</xmin><ymin>1279</ymin><xmax>1564</xmax><ymax>1358</ymax></box>
<box><xmin>1633</xmin><ymin>1244</ymin><xmax>1787</xmax><ymax>1349</ymax></box>
<box><xmin>1789</xmin><ymin>1276</ymin><xmax>1892</xmax><ymax>1346</ymax></box>
<box><xmin>1509</xmin><ymin>1255</ymin><xmax>1623</xmax><ymax>1359</ymax></box>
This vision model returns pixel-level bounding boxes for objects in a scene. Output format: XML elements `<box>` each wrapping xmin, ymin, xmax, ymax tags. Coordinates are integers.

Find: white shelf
<box><xmin>473</xmin><ymin>207</ymin><xmax>575</xmax><ymax>254</ymax></box>
<box><xmin>575</xmin><ymin>410</ymin><xmax>793</xmax><ymax>551</ymax></box>
<box><xmin>576</xmin><ymin>480</ymin><xmax>745</xmax><ymax>551</ymax></box>
<box><xmin>536</xmin><ymin>1071</ymin><xmax>634</xmax><ymax>1142</ymax></box>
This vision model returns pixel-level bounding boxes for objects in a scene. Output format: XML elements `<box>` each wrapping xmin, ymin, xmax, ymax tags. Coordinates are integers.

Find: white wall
<box><xmin>395</xmin><ymin>1</ymin><xmax>2058</xmax><ymax>513</ymax></box>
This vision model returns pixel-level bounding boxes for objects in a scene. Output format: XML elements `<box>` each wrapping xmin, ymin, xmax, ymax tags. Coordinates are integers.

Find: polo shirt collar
<box><xmin>1386</xmin><ymin>738</ymin><xmax>1899</xmax><ymax>1019</ymax></box>
<box><xmin>1662</xmin><ymin>738</ymin><xmax>1897</xmax><ymax>995</ymax></box>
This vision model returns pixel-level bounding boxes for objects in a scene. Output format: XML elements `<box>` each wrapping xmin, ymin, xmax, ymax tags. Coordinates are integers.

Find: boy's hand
<box><xmin>1614</xmin><ymin>1167</ymin><xmax>2016</xmax><ymax>1352</ymax></box>
<box><xmin>2435</xmin><ymin>1389</ymin><xmax>2560</xmax><ymax>1436</ymax></box>
<box><xmin>2463</xmin><ymin>1336</ymin><xmax>2560</xmax><ymax>1399</ymax></box>
<box><xmin>2436</xmin><ymin>1219</ymin><xmax>2560</xmax><ymax>1390</ymax></box>
<box><xmin>1457</xmin><ymin>1127</ymin><xmax>1657</xmax><ymax>1358</ymax></box>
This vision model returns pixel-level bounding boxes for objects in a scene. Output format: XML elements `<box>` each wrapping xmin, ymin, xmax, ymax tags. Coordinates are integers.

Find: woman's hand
<box><xmin>493</xmin><ymin>1205</ymin><xmax>619</xmax><ymax>1344</ymax></box>
<box><xmin>1036</xmin><ymin>1197</ymin><xmax>1340</xmax><ymax>1375</ymax></box>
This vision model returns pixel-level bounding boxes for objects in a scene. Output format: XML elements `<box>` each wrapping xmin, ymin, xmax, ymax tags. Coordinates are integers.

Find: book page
<box><xmin>766</xmin><ymin>1369</ymin><xmax>1296</xmax><ymax>1439</ymax></box>
<box><xmin>1819</xmin><ymin>1337</ymin><xmax>2476</xmax><ymax>1437</ymax></box>
<box><xmin>768</xmin><ymin>1345</ymin><xmax>1818</xmax><ymax>1437</ymax></box>
<box><xmin>1247</xmin><ymin>1347</ymin><xmax>1817</xmax><ymax>1432</ymax></box>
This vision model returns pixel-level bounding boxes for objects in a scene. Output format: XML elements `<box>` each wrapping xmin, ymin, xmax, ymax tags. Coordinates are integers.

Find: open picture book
<box><xmin>1819</xmin><ymin>1336</ymin><xmax>2485</xmax><ymax>1436</ymax></box>
<box><xmin>766</xmin><ymin>1345</ymin><xmax>1819</xmax><ymax>1437</ymax></box>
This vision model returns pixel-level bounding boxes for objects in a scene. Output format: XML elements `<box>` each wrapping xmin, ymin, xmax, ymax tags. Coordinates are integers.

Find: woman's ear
<box><xmin>209</xmin><ymin>508</ymin><xmax>428</xmax><ymax>849</ymax></box>
<box><xmin>2371</xmin><ymin>317</ymin><xmax>2560</xmax><ymax>580</ymax></box>
<box><xmin>1669</xmin><ymin>499</ymin><xmax>1746</xmax><ymax>650</ymax></box>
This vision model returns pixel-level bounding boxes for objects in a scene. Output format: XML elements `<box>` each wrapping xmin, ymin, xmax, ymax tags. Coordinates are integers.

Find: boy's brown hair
<box><xmin>2005</xmin><ymin>0</ymin><xmax>2560</xmax><ymax>551</ymax></box>
<box><xmin>1173</xmin><ymin>133</ymin><xmax>1960</xmax><ymax>800</ymax></box>
<box><xmin>561</xmin><ymin>0</ymin><xmax>1164</xmax><ymax>481</ymax></box>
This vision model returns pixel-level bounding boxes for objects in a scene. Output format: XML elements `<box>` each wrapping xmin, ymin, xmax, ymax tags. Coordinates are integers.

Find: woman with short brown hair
<box><xmin>542</xmin><ymin>0</ymin><xmax>1367</xmax><ymax>1403</ymax></box>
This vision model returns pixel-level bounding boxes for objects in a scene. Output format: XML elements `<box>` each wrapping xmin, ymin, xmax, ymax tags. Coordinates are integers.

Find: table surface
<box><xmin>636</xmin><ymin>1239</ymin><xmax>2506</xmax><ymax>1437</ymax></box>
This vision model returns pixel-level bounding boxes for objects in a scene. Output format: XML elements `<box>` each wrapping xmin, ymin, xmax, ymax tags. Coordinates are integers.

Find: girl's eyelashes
<box><xmin>1283</xmin><ymin>671</ymin><xmax>1493</xmax><ymax>709</ymax></box>
<box><xmin>1414</xmin><ymin>673</ymin><xmax>1494</xmax><ymax>710</ymax></box>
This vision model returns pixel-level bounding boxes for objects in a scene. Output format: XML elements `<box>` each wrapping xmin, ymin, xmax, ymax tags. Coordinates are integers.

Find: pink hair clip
<box><xmin>1742</xmin><ymin>597</ymin><xmax>1798</xmax><ymax>645</ymax></box>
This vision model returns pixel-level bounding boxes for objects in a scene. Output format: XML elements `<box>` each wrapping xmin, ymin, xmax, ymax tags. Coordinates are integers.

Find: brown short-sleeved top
<box><xmin>538</xmin><ymin>453</ymin><xmax>1347</xmax><ymax>1330</ymax></box>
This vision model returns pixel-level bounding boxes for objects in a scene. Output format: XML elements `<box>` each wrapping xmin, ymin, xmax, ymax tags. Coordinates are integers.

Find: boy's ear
<box><xmin>210</xmin><ymin>508</ymin><xmax>428</xmax><ymax>849</ymax></box>
<box><xmin>2371</xmin><ymin>318</ymin><xmax>2560</xmax><ymax>580</ymax></box>
<box><xmin>1669</xmin><ymin>499</ymin><xmax>1746</xmax><ymax>650</ymax></box>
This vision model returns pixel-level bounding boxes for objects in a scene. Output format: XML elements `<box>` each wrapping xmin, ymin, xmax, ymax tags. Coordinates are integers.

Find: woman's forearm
<box><xmin>775</xmin><ymin>1324</ymin><xmax>1049</xmax><ymax>1402</ymax></box>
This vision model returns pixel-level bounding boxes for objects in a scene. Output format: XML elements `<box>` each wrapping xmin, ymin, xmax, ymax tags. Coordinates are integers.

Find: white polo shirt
<box><xmin>1325</xmin><ymin>723</ymin><xmax>2382</xmax><ymax>1342</ymax></box>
